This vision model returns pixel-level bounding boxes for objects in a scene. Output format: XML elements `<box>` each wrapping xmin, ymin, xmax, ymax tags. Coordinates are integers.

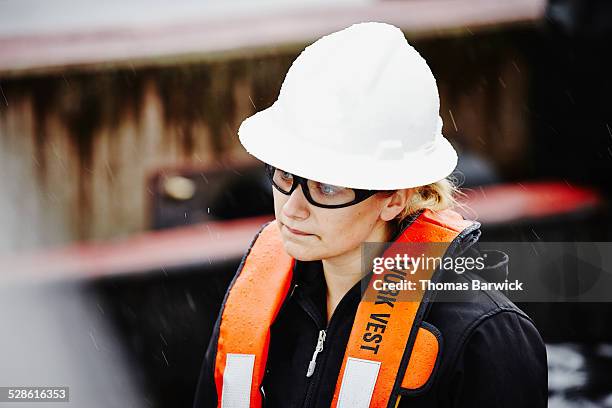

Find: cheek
<box><xmin>316</xmin><ymin>207</ymin><xmax>379</xmax><ymax>254</ymax></box>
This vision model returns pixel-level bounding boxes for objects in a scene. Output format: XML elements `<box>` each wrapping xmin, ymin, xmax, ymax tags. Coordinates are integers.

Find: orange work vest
<box><xmin>213</xmin><ymin>208</ymin><xmax>478</xmax><ymax>408</ymax></box>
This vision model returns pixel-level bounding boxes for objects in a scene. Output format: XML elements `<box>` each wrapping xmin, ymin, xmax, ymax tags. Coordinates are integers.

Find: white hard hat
<box><xmin>238</xmin><ymin>21</ymin><xmax>457</xmax><ymax>190</ymax></box>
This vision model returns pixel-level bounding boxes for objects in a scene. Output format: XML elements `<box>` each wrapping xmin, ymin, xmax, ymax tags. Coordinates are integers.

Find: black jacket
<box><xmin>193</xmin><ymin>226</ymin><xmax>548</xmax><ymax>408</ymax></box>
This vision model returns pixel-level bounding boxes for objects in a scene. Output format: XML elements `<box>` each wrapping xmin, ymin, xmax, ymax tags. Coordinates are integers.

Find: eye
<box><xmin>318</xmin><ymin>183</ymin><xmax>343</xmax><ymax>196</ymax></box>
<box><xmin>280</xmin><ymin>171</ymin><xmax>293</xmax><ymax>181</ymax></box>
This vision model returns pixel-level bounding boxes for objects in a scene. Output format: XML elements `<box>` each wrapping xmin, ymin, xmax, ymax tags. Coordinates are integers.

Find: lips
<box><xmin>284</xmin><ymin>224</ymin><xmax>312</xmax><ymax>236</ymax></box>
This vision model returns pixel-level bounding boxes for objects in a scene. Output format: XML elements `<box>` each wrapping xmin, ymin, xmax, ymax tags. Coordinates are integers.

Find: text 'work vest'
<box><xmin>213</xmin><ymin>209</ymin><xmax>479</xmax><ymax>408</ymax></box>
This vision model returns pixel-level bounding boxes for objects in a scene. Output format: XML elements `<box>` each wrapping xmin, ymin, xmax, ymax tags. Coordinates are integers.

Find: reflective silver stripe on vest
<box><xmin>337</xmin><ymin>357</ymin><xmax>381</xmax><ymax>408</ymax></box>
<box><xmin>221</xmin><ymin>353</ymin><xmax>255</xmax><ymax>408</ymax></box>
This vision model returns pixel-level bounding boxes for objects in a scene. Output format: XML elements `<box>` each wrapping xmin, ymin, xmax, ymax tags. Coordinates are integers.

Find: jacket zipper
<box><xmin>306</xmin><ymin>329</ymin><xmax>326</xmax><ymax>377</ymax></box>
<box><xmin>299</xmin><ymin>289</ymin><xmax>355</xmax><ymax>408</ymax></box>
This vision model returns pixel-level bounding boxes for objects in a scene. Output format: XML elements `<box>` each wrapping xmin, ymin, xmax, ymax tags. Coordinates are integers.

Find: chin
<box><xmin>282</xmin><ymin>241</ymin><xmax>320</xmax><ymax>261</ymax></box>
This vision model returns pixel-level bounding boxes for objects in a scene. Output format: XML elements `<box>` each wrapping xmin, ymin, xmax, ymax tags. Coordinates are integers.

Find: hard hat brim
<box><xmin>238</xmin><ymin>105</ymin><xmax>458</xmax><ymax>190</ymax></box>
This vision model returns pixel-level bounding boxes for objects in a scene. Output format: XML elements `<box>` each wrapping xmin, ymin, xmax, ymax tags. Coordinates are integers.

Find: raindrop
<box><xmin>161</xmin><ymin>350</ymin><xmax>170</xmax><ymax>367</ymax></box>
<box><xmin>478</xmin><ymin>186</ymin><xmax>487</xmax><ymax>200</ymax></box>
<box><xmin>0</xmin><ymin>83</ymin><xmax>8</xmax><ymax>107</ymax></box>
<box><xmin>89</xmin><ymin>331</ymin><xmax>100</xmax><ymax>351</ymax></box>
<box><xmin>186</xmin><ymin>291</ymin><xmax>196</xmax><ymax>311</ymax></box>
<box><xmin>448</xmin><ymin>109</ymin><xmax>458</xmax><ymax>132</ymax></box>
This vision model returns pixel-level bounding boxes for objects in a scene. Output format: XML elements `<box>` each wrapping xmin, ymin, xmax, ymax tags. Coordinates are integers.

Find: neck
<box><xmin>322</xmin><ymin>220</ymin><xmax>393</xmax><ymax>322</ymax></box>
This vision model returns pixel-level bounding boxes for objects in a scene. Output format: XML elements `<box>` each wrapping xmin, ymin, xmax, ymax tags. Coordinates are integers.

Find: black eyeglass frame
<box><xmin>264</xmin><ymin>164</ymin><xmax>395</xmax><ymax>209</ymax></box>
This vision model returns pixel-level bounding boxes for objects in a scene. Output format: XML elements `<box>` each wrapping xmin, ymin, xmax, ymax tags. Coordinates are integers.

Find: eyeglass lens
<box><xmin>270</xmin><ymin>167</ymin><xmax>357</xmax><ymax>206</ymax></box>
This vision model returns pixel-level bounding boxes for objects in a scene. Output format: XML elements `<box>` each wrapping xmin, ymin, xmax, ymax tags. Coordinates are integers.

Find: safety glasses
<box><xmin>265</xmin><ymin>164</ymin><xmax>394</xmax><ymax>209</ymax></box>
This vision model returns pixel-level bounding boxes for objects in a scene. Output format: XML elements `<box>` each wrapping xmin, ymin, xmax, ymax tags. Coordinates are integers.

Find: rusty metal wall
<box><xmin>0</xmin><ymin>29</ymin><xmax>531</xmax><ymax>253</ymax></box>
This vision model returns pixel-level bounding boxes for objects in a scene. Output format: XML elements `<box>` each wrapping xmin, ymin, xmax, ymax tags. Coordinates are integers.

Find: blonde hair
<box><xmin>382</xmin><ymin>176</ymin><xmax>465</xmax><ymax>238</ymax></box>
<box><xmin>398</xmin><ymin>177</ymin><xmax>463</xmax><ymax>222</ymax></box>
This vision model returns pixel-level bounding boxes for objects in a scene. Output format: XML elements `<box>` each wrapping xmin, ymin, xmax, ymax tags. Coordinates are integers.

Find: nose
<box><xmin>282</xmin><ymin>183</ymin><xmax>310</xmax><ymax>220</ymax></box>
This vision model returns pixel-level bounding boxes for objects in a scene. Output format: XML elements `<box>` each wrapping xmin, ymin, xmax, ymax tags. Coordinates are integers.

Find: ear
<box><xmin>380</xmin><ymin>189</ymin><xmax>413</xmax><ymax>222</ymax></box>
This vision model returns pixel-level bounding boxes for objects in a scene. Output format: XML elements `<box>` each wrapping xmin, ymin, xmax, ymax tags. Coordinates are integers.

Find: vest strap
<box><xmin>214</xmin><ymin>222</ymin><xmax>294</xmax><ymax>408</ymax></box>
<box><xmin>331</xmin><ymin>209</ymin><xmax>474</xmax><ymax>408</ymax></box>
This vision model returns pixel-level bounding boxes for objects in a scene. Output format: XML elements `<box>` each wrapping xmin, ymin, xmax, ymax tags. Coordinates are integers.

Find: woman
<box><xmin>194</xmin><ymin>22</ymin><xmax>547</xmax><ymax>408</ymax></box>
